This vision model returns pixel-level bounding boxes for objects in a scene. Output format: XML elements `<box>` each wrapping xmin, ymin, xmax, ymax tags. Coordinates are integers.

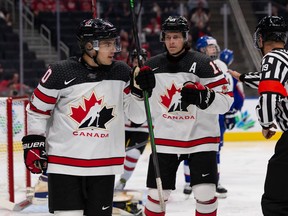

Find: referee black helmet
<box><xmin>254</xmin><ymin>16</ymin><xmax>288</xmax><ymax>49</ymax></box>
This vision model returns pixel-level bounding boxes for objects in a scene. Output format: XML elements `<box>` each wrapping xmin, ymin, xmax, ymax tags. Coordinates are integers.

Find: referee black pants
<box><xmin>261</xmin><ymin>131</ymin><xmax>288</xmax><ymax>216</ymax></box>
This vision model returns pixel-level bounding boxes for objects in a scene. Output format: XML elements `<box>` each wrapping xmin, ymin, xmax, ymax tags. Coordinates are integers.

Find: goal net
<box><xmin>0</xmin><ymin>97</ymin><xmax>31</xmax><ymax>203</ymax></box>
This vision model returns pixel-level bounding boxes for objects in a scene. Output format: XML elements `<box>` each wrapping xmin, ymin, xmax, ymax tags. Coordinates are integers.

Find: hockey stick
<box><xmin>125</xmin><ymin>140</ymin><xmax>148</xmax><ymax>152</ymax></box>
<box><xmin>91</xmin><ymin>0</ymin><xmax>97</xmax><ymax>18</ymax></box>
<box><xmin>128</xmin><ymin>0</ymin><xmax>165</xmax><ymax>211</ymax></box>
<box><xmin>0</xmin><ymin>197</ymin><xmax>32</xmax><ymax>211</ymax></box>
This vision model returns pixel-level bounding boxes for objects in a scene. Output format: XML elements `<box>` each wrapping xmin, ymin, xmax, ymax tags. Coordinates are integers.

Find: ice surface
<box><xmin>0</xmin><ymin>140</ymin><xmax>275</xmax><ymax>215</ymax></box>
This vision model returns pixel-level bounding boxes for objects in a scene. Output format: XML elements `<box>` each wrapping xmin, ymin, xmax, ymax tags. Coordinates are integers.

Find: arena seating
<box><xmin>0</xmin><ymin>18</ymin><xmax>46</xmax><ymax>88</ymax></box>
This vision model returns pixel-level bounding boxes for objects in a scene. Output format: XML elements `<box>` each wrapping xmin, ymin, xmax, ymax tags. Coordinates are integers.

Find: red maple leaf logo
<box><xmin>160</xmin><ymin>83</ymin><xmax>181</xmax><ymax>109</ymax></box>
<box><xmin>69</xmin><ymin>92</ymin><xmax>102</xmax><ymax>123</ymax></box>
<box><xmin>222</xmin><ymin>84</ymin><xmax>228</xmax><ymax>93</ymax></box>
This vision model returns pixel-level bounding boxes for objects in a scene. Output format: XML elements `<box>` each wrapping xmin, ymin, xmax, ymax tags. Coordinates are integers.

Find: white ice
<box><xmin>0</xmin><ymin>140</ymin><xmax>275</xmax><ymax>215</ymax></box>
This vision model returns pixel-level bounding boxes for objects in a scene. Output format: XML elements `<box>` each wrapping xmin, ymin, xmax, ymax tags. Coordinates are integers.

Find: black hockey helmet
<box><xmin>128</xmin><ymin>48</ymin><xmax>148</xmax><ymax>66</ymax></box>
<box><xmin>131</xmin><ymin>48</ymin><xmax>148</xmax><ymax>61</ymax></box>
<box><xmin>254</xmin><ymin>16</ymin><xmax>288</xmax><ymax>49</ymax></box>
<box><xmin>162</xmin><ymin>16</ymin><xmax>189</xmax><ymax>32</ymax></box>
<box><xmin>76</xmin><ymin>18</ymin><xmax>121</xmax><ymax>52</ymax></box>
<box><xmin>160</xmin><ymin>16</ymin><xmax>189</xmax><ymax>42</ymax></box>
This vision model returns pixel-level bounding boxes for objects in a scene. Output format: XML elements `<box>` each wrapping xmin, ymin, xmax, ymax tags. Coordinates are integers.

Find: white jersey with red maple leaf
<box><xmin>124</xmin><ymin>116</ymin><xmax>149</xmax><ymax>132</ymax></box>
<box><xmin>214</xmin><ymin>59</ymin><xmax>233</xmax><ymax>93</ymax></box>
<box><xmin>26</xmin><ymin>57</ymin><xmax>147</xmax><ymax>176</ymax></box>
<box><xmin>144</xmin><ymin>51</ymin><xmax>234</xmax><ymax>154</ymax></box>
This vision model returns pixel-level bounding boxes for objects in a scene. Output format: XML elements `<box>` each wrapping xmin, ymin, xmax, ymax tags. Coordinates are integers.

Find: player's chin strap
<box><xmin>84</xmin><ymin>47</ymin><xmax>101</xmax><ymax>66</ymax></box>
<box><xmin>92</xmin><ymin>55</ymin><xmax>100</xmax><ymax>66</ymax></box>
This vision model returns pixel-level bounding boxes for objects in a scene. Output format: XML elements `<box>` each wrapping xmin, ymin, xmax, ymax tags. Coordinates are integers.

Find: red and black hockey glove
<box><xmin>181</xmin><ymin>81</ymin><xmax>215</xmax><ymax>110</ymax></box>
<box><xmin>131</xmin><ymin>66</ymin><xmax>155</xmax><ymax>98</ymax></box>
<box><xmin>224</xmin><ymin>109</ymin><xmax>237</xmax><ymax>130</ymax></box>
<box><xmin>22</xmin><ymin>135</ymin><xmax>47</xmax><ymax>174</ymax></box>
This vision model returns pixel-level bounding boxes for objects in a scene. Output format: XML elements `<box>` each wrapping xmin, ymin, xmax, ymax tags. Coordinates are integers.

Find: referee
<box><xmin>230</xmin><ymin>15</ymin><xmax>288</xmax><ymax>216</ymax></box>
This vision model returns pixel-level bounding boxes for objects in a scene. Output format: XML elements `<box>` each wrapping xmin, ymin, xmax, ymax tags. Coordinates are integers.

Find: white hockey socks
<box><xmin>193</xmin><ymin>184</ymin><xmax>218</xmax><ymax>216</ymax></box>
<box><xmin>144</xmin><ymin>189</ymin><xmax>170</xmax><ymax>216</ymax></box>
<box><xmin>122</xmin><ymin>148</ymin><xmax>141</xmax><ymax>180</ymax></box>
<box><xmin>195</xmin><ymin>198</ymin><xmax>217</xmax><ymax>216</ymax></box>
<box><xmin>115</xmin><ymin>148</ymin><xmax>141</xmax><ymax>190</ymax></box>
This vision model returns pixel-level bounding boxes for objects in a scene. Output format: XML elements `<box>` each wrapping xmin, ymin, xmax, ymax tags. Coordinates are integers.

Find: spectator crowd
<box><xmin>2</xmin><ymin>0</ymin><xmax>288</xmax><ymax>96</ymax></box>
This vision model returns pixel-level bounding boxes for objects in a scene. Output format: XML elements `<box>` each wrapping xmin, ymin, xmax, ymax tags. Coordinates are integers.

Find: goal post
<box><xmin>0</xmin><ymin>96</ymin><xmax>31</xmax><ymax>204</ymax></box>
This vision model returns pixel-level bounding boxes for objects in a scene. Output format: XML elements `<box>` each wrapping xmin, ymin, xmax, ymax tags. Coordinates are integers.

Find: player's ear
<box><xmin>258</xmin><ymin>35</ymin><xmax>264</xmax><ymax>49</ymax></box>
<box><xmin>85</xmin><ymin>42</ymin><xmax>94</xmax><ymax>51</ymax></box>
<box><xmin>84</xmin><ymin>42</ymin><xmax>97</xmax><ymax>57</ymax></box>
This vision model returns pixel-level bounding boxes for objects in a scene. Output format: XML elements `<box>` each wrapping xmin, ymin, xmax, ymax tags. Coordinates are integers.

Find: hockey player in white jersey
<box><xmin>188</xmin><ymin>36</ymin><xmax>244</xmax><ymax>199</ymax></box>
<box><xmin>140</xmin><ymin>16</ymin><xmax>233</xmax><ymax>216</ymax></box>
<box><xmin>115</xmin><ymin>48</ymin><xmax>150</xmax><ymax>191</ymax></box>
<box><xmin>183</xmin><ymin>36</ymin><xmax>233</xmax><ymax>198</ymax></box>
<box><xmin>21</xmin><ymin>18</ymin><xmax>155</xmax><ymax>216</ymax></box>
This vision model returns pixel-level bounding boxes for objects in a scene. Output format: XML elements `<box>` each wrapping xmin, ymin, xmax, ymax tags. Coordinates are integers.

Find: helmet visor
<box><xmin>91</xmin><ymin>36</ymin><xmax>121</xmax><ymax>53</ymax></box>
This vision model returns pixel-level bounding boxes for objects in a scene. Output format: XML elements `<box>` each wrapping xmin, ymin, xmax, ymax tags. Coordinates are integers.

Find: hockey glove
<box><xmin>181</xmin><ymin>81</ymin><xmax>215</xmax><ymax>110</ymax></box>
<box><xmin>131</xmin><ymin>66</ymin><xmax>155</xmax><ymax>98</ymax></box>
<box><xmin>224</xmin><ymin>109</ymin><xmax>237</xmax><ymax>130</ymax></box>
<box><xmin>22</xmin><ymin>135</ymin><xmax>47</xmax><ymax>174</ymax></box>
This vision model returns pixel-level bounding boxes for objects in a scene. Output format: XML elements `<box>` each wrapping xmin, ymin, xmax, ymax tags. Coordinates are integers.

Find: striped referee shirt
<box><xmin>241</xmin><ymin>48</ymin><xmax>288</xmax><ymax>131</ymax></box>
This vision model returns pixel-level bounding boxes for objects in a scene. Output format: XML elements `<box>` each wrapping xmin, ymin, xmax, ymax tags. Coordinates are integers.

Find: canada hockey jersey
<box><xmin>144</xmin><ymin>51</ymin><xmax>234</xmax><ymax>154</ymax></box>
<box><xmin>215</xmin><ymin>59</ymin><xmax>244</xmax><ymax>135</ymax></box>
<box><xmin>27</xmin><ymin>57</ymin><xmax>146</xmax><ymax>176</ymax></box>
<box><xmin>214</xmin><ymin>58</ymin><xmax>244</xmax><ymax>111</ymax></box>
<box><xmin>125</xmin><ymin>117</ymin><xmax>149</xmax><ymax>133</ymax></box>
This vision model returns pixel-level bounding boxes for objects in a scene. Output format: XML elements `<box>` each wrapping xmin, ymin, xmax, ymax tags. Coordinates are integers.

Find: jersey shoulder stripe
<box><xmin>40</xmin><ymin>58</ymin><xmax>131</xmax><ymax>90</ymax></box>
<box><xmin>144</xmin><ymin>51</ymin><xmax>221</xmax><ymax>79</ymax></box>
